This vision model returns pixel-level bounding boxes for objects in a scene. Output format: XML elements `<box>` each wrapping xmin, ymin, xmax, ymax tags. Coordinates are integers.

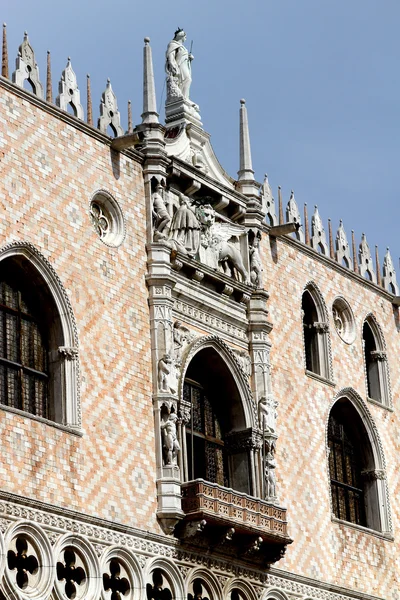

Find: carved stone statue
<box><xmin>265</xmin><ymin>452</ymin><xmax>277</xmax><ymax>499</ymax></box>
<box><xmin>173</xmin><ymin>321</ymin><xmax>192</xmax><ymax>361</ymax></box>
<box><xmin>170</xmin><ymin>193</ymin><xmax>201</xmax><ymax>256</ymax></box>
<box><xmin>234</xmin><ymin>349</ymin><xmax>251</xmax><ymax>377</ymax></box>
<box><xmin>196</xmin><ymin>204</ymin><xmax>250</xmax><ymax>283</ymax></box>
<box><xmin>249</xmin><ymin>230</ymin><xmax>263</xmax><ymax>287</ymax></box>
<box><xmin>152</xmin><ymin>184</ymin><xmax>171</xmax><ymax>236</ymax></box>
<box><xmin>158</xmin><ymin>353</ymin><xmax>172</xmax><ymax>392</ymax></box>
<box><xmin>258</xmin><ymin>395</ymin><xmax>278</xmax><ymax>433</ymax></box>
<box><xmin>161</xmin><ymin>404</ymin><xmax>180</xmax><ymax>465</ymax></box>
<box><xmin>165</xmin><ymin>29</ymin><xmax>193</xmax><ymax>100</ymax></box>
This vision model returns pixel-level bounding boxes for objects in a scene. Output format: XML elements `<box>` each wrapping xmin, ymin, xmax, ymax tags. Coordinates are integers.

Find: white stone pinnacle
<box><xmin>238</xmin><ymin>98</ymin><xmax>255</xmax><ymax>182</ymax></box>
<box><xmin>142</xmin><ymin>37</ymin><xmax>159</xmax><ymax>125</ymax></box>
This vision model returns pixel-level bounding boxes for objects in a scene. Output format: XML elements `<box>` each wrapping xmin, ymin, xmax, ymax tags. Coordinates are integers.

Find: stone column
<box><xmin>248</xmin><ymin>291</ymin><xmax>279</xmax><ymax>503</ymax></box>
<box><xmin>146</xmin><ymin>244</ymin><xmax>184</xmax><ymax>533</ymax></box>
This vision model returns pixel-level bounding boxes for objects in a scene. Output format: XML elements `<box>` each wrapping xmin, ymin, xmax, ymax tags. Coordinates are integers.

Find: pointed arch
<box><xmin>0</xmin><ymin>241</ymin><xmax>80</xmax><ymax>428</ymax></box>
<box><xmin>185</xmin><ymin>568</ymin><xmax>223</xmax><ymax>600</ymax></box>
<box><xmin>326</xmin><ymin>388</ymin><xmax>392</xmax><ymax>535</ymax></box>
<box><xmin>362</xmin><ymin>312</ymin><xmax>391</xmax><ymax>408</ymax></box>
<box><xmin>301</xmin><ymin>281</ymin><xmax>332</xmax><ymax>381</ymax></box>
<box><xmin>178</xmin><ymin>335</ymin><xmax>258</xmax><ymax>495</ymax></box>
<box><xmin>223</xmin><ymin>579</ymin><xmax>258</xmax><ymax>600</ymax></box>
<box><xmin>179</xmin><ymin>335</ymin><xmax>257</xmax><ymax>428</ymax></box>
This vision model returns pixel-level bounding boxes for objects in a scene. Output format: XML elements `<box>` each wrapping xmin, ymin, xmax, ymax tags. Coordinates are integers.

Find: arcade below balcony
<box><xmin>176</xmin><ymin>479</ymin><xmax>292</xmax><ymax>566</ymax></box>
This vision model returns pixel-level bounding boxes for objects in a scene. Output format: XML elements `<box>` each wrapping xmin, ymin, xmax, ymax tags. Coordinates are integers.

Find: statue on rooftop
<box><xmin>165</xmin><ymin>28</ymin><xmax>193</xmax><ymax>100</ymax></box>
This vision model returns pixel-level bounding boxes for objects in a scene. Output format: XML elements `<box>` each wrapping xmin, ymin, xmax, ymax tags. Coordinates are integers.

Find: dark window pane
<box><xmin>0</xmin><ymin>278</ymin><xmax>48</xmax><ymax>417</ymax></box>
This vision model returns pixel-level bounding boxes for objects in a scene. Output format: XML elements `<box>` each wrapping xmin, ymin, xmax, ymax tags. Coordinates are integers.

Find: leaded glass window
<box><xmin>0</xmin><ymin>280</ymin><xmax>48</xmax><ymax>417</ymax></box>
<box><xmin>328</xmin><ymin>414</ymin><xmax>366</xmax><ymax>526</ymax></box>
<box><xmin>184</xmin><ymin>378</ymin><xmax>228</xmax><ymax>487</ymax></box>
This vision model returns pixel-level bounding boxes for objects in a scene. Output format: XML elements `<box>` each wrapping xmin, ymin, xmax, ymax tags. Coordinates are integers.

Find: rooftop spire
<box><xmin>375</xmin><ymin>245</ymin><xmax>382</xmax><ymax>286</ymax></box>
<box><xmin>237</xmin><ymin>99</ymin><xmax>254</xmax><ymax>182</ymax></box>
<box><xmin>304</xmin><ymin>203</ymin><xmax>310</xmax><ymax>245</ymax></box>
<box><xmin>86</xmin><ymin>74</ymin><xmax>93</xmax><ymax>126</ymax></box>
<box><xmin>128</xmin><ymin>100</ymin><xmax>133</xmax><ymax>133</ymax></box>
<box><xmin>142</xmin><ymin>37</ymin><xmax>159</xmax><ymax>125</ymax></box>
<box><xmin>2</xmin><ymin>23</ymin><xmax>8</xmax><ymax>79</ymax></box>
<box><xmin>46</xmin><ymin>51</ymin><xmax>52</xmax><ymax>102</ymax></box>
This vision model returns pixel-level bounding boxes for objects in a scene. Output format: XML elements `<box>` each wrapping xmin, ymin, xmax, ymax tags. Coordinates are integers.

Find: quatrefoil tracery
<box><xmin>103</xmin><ymin>557</ymin><xmax>131</xmax><ymax>600</ymax></box>
<box><xmin>7</xmin><ymin>536</ymin><xmax>39</xmax><ymax>590</ymax></box>
<box><xmin>57</xmin><ymin>546</ymin><xmax>87</xmax><ymax>599</ymax></box>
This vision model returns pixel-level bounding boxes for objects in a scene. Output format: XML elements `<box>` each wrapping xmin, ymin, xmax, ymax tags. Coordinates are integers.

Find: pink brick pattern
<box><xmin>0</xmin><ymin>85</ymin><xmax>159</xmax><ymax>532</ymax></box>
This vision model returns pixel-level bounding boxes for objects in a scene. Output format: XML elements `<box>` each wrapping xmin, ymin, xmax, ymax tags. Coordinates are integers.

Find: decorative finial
<box><xmin>86</xmin><ymin>74</ymin><xmax>93</xmax><ymax>126</ymax></box>
<box><xmin>56</xmin><ymin>58</ymin><xmax>84</xmax><ymax>119</ymax></box>
<box><xmin>24</xmin><ymin>31</ymin><xmax>28</xmax><ymax>39</ymax></box>
<box><xmin>240</xmin><ymin>98</ymin><xmax>246</xmax><ymax>105</ymax></box>
<box><xmin>107</xmin><ymin>77</ymin><xmax>110</xmax><ymax>84</ymax></box>
<box><xmin>2</xmin><ymin>21</ymin><xmax>8</xmax><ymax>79</ymax></box>
<box><xmin>46</xmin><ymin>50</ymin><xmax>52</xmax><ymax>103</ymax></box>
<box><xmin>144</xmin><ymin>37</ymin><xmax>150</xmax><ymax>44</ymax></box>
<box><xmin>98</xmin><ymin>79</ymin><xmax>124</xmax><ymax>137</ymax></box>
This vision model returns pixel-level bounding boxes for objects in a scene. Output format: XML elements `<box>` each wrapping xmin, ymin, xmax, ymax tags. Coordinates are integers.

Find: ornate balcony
<box><xmin>177</xmin><ymin>480</ymin><xmax>292</xmax><ymax>566</ymax></box>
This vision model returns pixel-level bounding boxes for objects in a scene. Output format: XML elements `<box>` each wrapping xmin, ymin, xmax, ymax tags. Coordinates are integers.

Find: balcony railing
<box><xmin>181</xmin><ymin>479</ymin><xmax>290</xmax><ymax>543</ymax></box>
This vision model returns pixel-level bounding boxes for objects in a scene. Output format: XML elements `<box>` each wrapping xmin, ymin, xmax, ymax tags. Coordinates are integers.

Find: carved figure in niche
<box><xmin>170</xmin><ymin>193</ymin><xmax>201</xmax><ymax>256</ymax></box>
<box><xmin>249</xmin><ymin>230</ymin><xmax>263</xmax><ymax>288</ymax></box>
<box><xmin>258</xmin><ymin>395</ymin><xmax>278</xmax><ymax>433</ymax></box>
<box><xmin>160</xmin><ymin>404</ymin><xmax>180</xmax><ymax>465</ymax></box>
<box><xmin>165</xmin><ymin>29</ymin><xmax>193</xmax><ymax>100</ymax></box>
<box><xmin>158</xmin><ymin>354</ymin><xmax>172</xmax><ymax>392</ymax></box>
<box><xmin>265</xmin><ymin>451</ymin><xmax>277</xmax><ymax>499</ymax></box>
<box><xmin>152</xmin><ymin>184</ymin><xmax>171</xmax><ymax>236</ymax></box>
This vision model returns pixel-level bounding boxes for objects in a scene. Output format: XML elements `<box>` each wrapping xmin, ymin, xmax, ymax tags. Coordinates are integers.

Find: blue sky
<box><xmin>2</xmin><ymin>0</ymin><xmax>399</xmax><ymax>270</ymax></box>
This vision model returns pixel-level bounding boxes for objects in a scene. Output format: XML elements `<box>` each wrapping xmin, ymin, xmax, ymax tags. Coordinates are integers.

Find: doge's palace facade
<box><xmin>0</xmin><ymin>24</ymin><xmax>398</xmax><ymax>600</ymax></box>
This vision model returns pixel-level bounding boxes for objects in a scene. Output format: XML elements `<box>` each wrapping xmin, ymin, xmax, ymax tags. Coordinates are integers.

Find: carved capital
<box><xmin>370</xmin><ymin>350</ymin><xmax>387</xmax><ymax>362</ymax></box>
<box><xmin>58</xmin><ymin>346</ymin><xmax>78</xmax><ymax>360</ymax></box>
<box><xmin>314</xmin><ymin>321</ymin><xmax>329</xmax><ymax>332</ymax></box>
<box><xmin>361</xmin><ymin>469</ymin><xmax>386</xmax><ymax>481</ymax></box>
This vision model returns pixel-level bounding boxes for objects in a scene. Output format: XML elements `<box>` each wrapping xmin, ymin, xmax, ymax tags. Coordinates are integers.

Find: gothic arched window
<box><xmin>181</xmin><ymin>346</ymin><xmax>252</xmax><ymax>495</ymax></box>
<box><xmin>362</xmin><ymin>317</ymin><xmax>390</xmax><ymax>407</ymax></box>
<box><xmin>0</xmin><ymin>249</ymin><xmax>80</xmax><ymax>427</ymax></box>
<box><xmin>328</xmin><ymin>408</ymin><xmax>366</xmax><ymax>526</ymax></box>
<box><xmin>302</xmin><ymin>286</ymin><xmax>330</xmax><ymax>380</ymax></box>
<box><xmin>328</xmin><ymin>397</ymin><xmax>390</xmax><ymax>532</ymax></box>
